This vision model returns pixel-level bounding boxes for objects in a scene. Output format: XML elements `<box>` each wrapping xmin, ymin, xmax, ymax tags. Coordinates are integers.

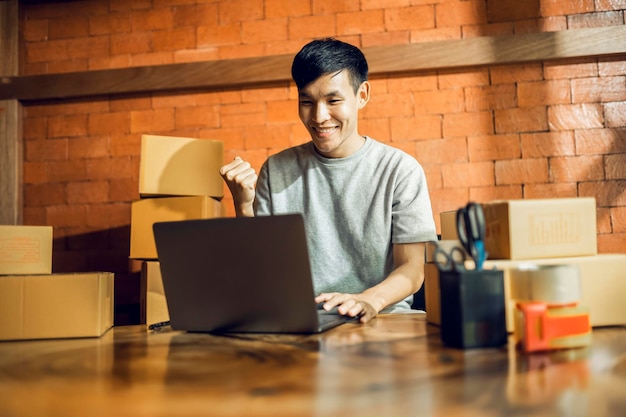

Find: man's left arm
<box><xmin>316</xmin><ymin>242</ymin><xmax>426</xmax><ymax>323</ymax></box>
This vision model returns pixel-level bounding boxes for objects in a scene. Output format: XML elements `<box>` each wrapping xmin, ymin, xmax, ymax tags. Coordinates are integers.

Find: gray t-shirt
<box><xmin>254</xmin><ymin>137</ymin><xmax>437</xmax><ymax>310</ymax></box>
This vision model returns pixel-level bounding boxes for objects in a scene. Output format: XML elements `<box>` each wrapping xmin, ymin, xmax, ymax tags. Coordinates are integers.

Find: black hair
<box><xmin>291</xmin><ymin>38</ymin><xmax>369</xmax><ymax>93</ymax></box>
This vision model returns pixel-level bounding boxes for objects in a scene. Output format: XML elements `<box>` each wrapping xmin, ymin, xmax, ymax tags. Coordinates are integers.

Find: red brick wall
<box><xmin>19</xmin><ymin>0</ymin><xmax>626</xmax><ymax>322</ymax></box>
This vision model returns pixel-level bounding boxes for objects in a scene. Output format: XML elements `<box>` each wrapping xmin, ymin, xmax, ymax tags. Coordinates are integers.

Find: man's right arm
<box><xmin>219</xmin><ymin>157</ymin><xmax>257</xmax><ymax>217</ymax></box>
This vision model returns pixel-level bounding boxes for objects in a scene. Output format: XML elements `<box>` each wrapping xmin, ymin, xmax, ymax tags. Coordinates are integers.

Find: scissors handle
<box><xmin>456</xmin><ymin>203</ymin><xmax>486</xmax><ymax>269</ymax></box>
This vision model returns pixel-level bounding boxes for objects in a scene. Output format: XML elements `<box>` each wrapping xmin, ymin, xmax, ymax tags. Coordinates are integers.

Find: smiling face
<box><xmin>298</xmin><ymin>70</ymin><xmax>370</xmax><ymax>159</ymax></box>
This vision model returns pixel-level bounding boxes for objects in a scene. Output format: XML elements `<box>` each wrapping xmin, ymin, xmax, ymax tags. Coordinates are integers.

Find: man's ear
<box><xmin>358</xmin><ymin>81</ymin><xmax>371</xmax><ymax>109</ymax></box>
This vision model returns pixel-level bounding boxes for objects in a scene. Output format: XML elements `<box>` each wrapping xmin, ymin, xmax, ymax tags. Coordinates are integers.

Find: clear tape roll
<box><xmin>510</xmin><ymin>264</ymin><xmax>581</xmax><ymax>305</ymax></box>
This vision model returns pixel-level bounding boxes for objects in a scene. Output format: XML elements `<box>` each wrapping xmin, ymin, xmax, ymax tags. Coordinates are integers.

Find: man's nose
<box><xmin>313</xmin><ymin>103</ymin><xmax>330</xmax><ymax>122</ymax></box>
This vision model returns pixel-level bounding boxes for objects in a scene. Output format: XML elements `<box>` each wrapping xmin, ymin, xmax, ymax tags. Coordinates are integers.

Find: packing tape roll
<box><xmin>510</xmin><ymin>264</ymin><xmax>581</xmax><ymax>305</ymax></box>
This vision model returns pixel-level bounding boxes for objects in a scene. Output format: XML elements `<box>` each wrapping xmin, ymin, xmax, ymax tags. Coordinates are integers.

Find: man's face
<box><xmin>297</xmin><ymin>70</ymin><xmax>370</xmax><ymax>158</ymax></box>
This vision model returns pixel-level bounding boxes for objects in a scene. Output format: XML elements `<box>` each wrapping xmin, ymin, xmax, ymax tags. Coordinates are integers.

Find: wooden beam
<box><xmin>0</xmin><ymin>0</ymin><xmax>21</xmax><ymax>225</ymax></box>
<box><xmin>1</xmin><ymin>25</ymin><xmax>626</xmax><ymax>102</ymax></box>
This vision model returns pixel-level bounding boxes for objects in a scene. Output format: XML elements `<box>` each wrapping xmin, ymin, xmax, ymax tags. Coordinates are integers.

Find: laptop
<box><xmin>152</xmin><ymin>214</ymin><xmax>355</xmax><ymax>334</ymax></box>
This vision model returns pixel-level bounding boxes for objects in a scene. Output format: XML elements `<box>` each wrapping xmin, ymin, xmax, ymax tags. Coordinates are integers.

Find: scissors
<box><xmin>456</xmin><ymin>202</ymin><xmax>487</xmax><ymax>270</ymax></box>
<box><xmin>433</xmin><ymin>242</ymin><xmax>468</xmax><ymax>272</ymax></box>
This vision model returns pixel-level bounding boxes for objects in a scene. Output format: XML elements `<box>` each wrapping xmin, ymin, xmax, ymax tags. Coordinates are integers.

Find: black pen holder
<box><xmin>439</xmin><ymin>268</ymin><xmax>507</xmax><ymax>349</ymax></box>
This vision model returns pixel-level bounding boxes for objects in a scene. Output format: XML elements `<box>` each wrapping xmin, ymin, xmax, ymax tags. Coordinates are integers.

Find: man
<box><xmin>220</xmin><ymin>38</ymin><xmax>437</xmax><ymax>323</ymax></box>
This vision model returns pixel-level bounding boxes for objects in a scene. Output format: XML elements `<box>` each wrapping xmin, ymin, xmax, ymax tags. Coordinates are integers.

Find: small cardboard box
<box><xmin>425</xmin><ymin>254</ymin><xmax>626</xmax><ymax>331</ymax></box>
<box><xmin>0</xmin><ymin>225</ymin><xmax>53</xmax><ymax>275</ymax></box>
<box><xmin>130</xmin><ymin>196</ymin><xmax>224</xmax><ymax>259</ymax></box>
<box><xmin>0</xmin><ymin>272</ymin><xmax>114</xmax><ymax>341</ymax></box>
<box><xmin>140</xmin><ymin>261</ymin><xmax>170</xmax><ymax>326</ymax></box>
<box><xmin>441</xmin><ymin>198</ymin><xmax>597</xmax><ymax>260</ymax></box>
<box><xmin>139</xmin><ymin>134</ymin><xmax>224</xmax><ymax>198</ymax></box>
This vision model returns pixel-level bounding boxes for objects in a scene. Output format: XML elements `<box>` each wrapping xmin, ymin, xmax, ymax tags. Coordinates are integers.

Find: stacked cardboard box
<box><xmin>130</xmin><ymin>135</ymin><xmax>226</xmax><ymax>326</ymax></box>
<box><xmin>426</xmin><ymin>198</ymin><xmax>626</xmax><ymax>332</ymax></box>
<box><xmin>0</xmin><ymin>225</ymin><xmax>114</xmax><ymax>341</ymax></box>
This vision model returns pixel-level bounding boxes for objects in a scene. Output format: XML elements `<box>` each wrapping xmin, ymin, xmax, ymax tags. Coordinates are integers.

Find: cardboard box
<box><xmin>441</xmin><ymin>198</ymin><xmax>597</xmax><ymax>260</ymax></box>
<box><xmin>0</xmin><ymin>272</ymin><xmax>114</xmax><ymax>341</ymax></box>
<box><xmin>140</xmin><ymin>261</ymin><xmax>170</xmax><ymax>326</ymax></box>
<box><xmin>130</xmin><ymin>196</ymin><xmax>224</xmax><ymax>259</ymax></box>
<box><xmin>0</xmin><ymin>225</ymin><xmax>53</xmax><ymax>275</ymax></box>
<box><xmin>425</xmin><ymin>254</ymin><xmax>626</xmax><ymax>331</ymax></box>
<box><xmin>139</xmin><ymin>134</ymin><xmax>224</xmax><ymax>198</ymax></box>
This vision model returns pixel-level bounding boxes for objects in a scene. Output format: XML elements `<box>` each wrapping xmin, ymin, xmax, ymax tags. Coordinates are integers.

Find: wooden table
<box><xmin>1</xmin><ymin>314</ymin><xmax>625</xmax><ymax>417</ymax></box>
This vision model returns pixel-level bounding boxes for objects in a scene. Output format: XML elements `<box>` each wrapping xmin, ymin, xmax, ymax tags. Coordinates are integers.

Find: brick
<box><xmin>197</xmin><ymin>23</ymin><xmax>243</xmax><ymax>47</ymax></box>
<box><xmin>521</xmin><ymin>131</ymin><xmax>575</xmax><ymax>158</ymax></box>
<box><xmin>222</xmin><ymin>112</ymin><xmax>267</xmax><ymax>129</ymax></box>
<box><xmin>468</xmin><ymin>133</ymin><xmax>520</xmax><ymax>161</ymax></box>
<box><xmin>131</xmin><ymin>8</ymin><xmax>173</xmax><ymax>31</ymax></box>
<box><xmin>415</xmin><ymin>137</ymin><xmax>467</xmax><ymax>165</ymax></box>
<box><xmin>364</xmin><ymin>92</ymin><xmax>414</xmax><ymax>119</ymax></box>
<box><xmin>110</xmin><ymin>0</ymin><xmax>152</xmax><ymax>12</ymax></box>
<box><xmin>24</xmin><ymin>183</ymin><xmax>66</xmax><ymax>207</ymax></box>
<box><xmin>109</xmin><ymin>178</ymin><xmax>140</xmax><ymax>202</ymax></box>
<box><xmin>384</xmin><ymin>6</ymin><xmax>434</xmax><ymax>31</ymax></box>
<box><xmin>173</xmin><ymin>3</ymin><xmax>218</xmax><ymax>27</ymax></box>
<box><xmin>48</xmin><ymin>15</ymin><xmax>89</xmax><ymax>40</ymax></box>
<box><xmin>599</xmin><ymin>57</ymin><xmax>626</xmax><ymax>77</ymax></box>
<box><xmin>65</xmin><ymin>36</ymin><xmax>110</xmax><ymax>60</ymax></box>
<box><xmin>67</xmin><ymin>181</ymin><xmax>110</xmax><ymax>204</ymax></box>
<box><xmin>48</xmin><ymin>59</ymin><xmax>89</xmax><ymax>74</ymax></box>
<box><xmin>243</xmin><ymin>124</ymin><xmax>293</xmax><ymax>149</ymax></box>
<box><xmin>266</xmin><ymin>0</ymin><xmax>311</xmax><ymax>17</ymax></box>
<box><xmin>111</xmin><ymin>31</ymin><xmax>152</xmax><ymax>55</ymax></box>
<box><xmin>265</xmin><ymin>100</ymin><xmax>296</xmax><ymax>124</ymax></box>
<box><xmin>152</xmin><ymin>92</ymin><xmax>197</xmax><ymax>108</ymax></box>
<box><xmin>459</xmin><ymin>22</ymin><xmax>513</xmax><ymax>38</ymax></box>
<box><xmin>443</xmin><ymin>111</ymin><xmax>494</xmax><ymax>137</ymax></box>
<box><xmin>152</xmin><ymin>27</ymin><xmax>196</xmax><ymax>52</ymax></box>
<box><xmin>130</xmin><ymin>51</ymin><xmax>175</xmax><ymax>67</ymax></box>
<box><xmin>23</xmin><ymin>207</ymin><xmax>47</xmax><ymax>226</ymax></box>
<box><xmin>197</xmin><ymin>90</ymin><xmax>242</xmax><ymax>105</ymax></box>
<box><xmin>218</xmin><ymin>43</ymin><xmax>266</xmax><ymax>60</ymax></box>
<box><xmin>219</xmin><ymin>0</ymin><xmax>264</xmax><ymax>23</ymax></box>
<box><xmin>596</xmin><ymin>207</ymin><xmax>612</xmax><ymax>234</ymax></box>
<box><xmin>597</xmin><ymin>232</ymin><xmax>626</xmax><ymax>254</ymax></box>
<box><xmin>336</xmin><ymin>10</ymin><xmax>384</xmax><ymax>35</ymax></box>
<box><xmin>578</xmin><ymin>180</ymin><xmax>626</xmax><ymax>206</ymax></box>
<box><xmin>523</xmin><ymin>183</ymin><xmax>578</xmax><ymax>199</ymax></box>
<box><xmin>469</xmin><ymin>185</ymin><xmax>522</xmax><ymax>202</ymax></box>
<box><xmin>315</xmin><ymin>0</ymin><xmax>360</xmax><ymax>13</ymax></box>
<box><xmin>174</xmin><ymin>48</ymin><xmax>220</xmax><ymax>63</ymax></box>
<box><xmin>423</xmin><ymin>164</ymin><xmax>442</xmax><ymax>190</ymax></box>
<box><xmin>22</xmin><ymin>161</ymin><xmax>47</xmax><ymax>185</ymax></box>
<box><xmin>87</xmin><ymin>156</ymin><xmax>138</xmax><ymax>181</ymax></box>
<box><xmin>110</xmin><ymin>134</ymin><xmax>142</xmax><ymax>157</ymax></box>
<box><xmin>540</xmin><ymin>0</ymin><xmax>595</xmax><ymax>16</ymax></box>
<box><xmin>465</xmin><ymin>84</ymin><xmax>516</xmax><ymax>111</ymax></box>
<box><xmin>548</xmin><ymin>103</ymin><xmax>604</xmax><ymax>130</ymax></box>
<box><xmin>604</xmin><ymin>102</ymin><xmax>626</xmax><ymax>128</ymax></box>
<box><xmin>242</xmin><ymin>86</ymin><xmax>291</xmax><ymax>103</ymax></box>
<box><xmin>130</xmin><ymin>109</ymin><xmax>175</xmax><ymax>133</ymax></box>
<box><xmin>490</xmin><ymin>63</ymin><xmax>543</xmax><ymax>84</ymax></box>
<box><xmin>289</xmin><ymin>14</ymin><xmax>337</xmax><ymax>40</ymax></box>
<box><xmin>44</xmin><ymin>160</ymin><xmax>89</xmax><ymax>183</ymax></box>
<box><xmin>48</xmin><ymin>114</ymin><xmax>88</xmax><ymax>138</ymax></box>
<box><xmin>87</xmin><ymin>203</ymin><xmax>131</xmax><ymax>228</ymax></box>
<box><xmin>571</xmin><ymin>76</ymin><xmax>626</xmax><ymax>103</ymax></box>
<box><xmin>46</xmin><ymin>204</ymin><xmax>89</xmax><ymax>228</ymax></box>
<box><xmin>517</xmin><ymin>79</ymin><xmax>572</xmax><ymax>107</ymax></box>
<box><xmin>25</xmin><ymin>139</ymin><xmax>68</xmax><ymax>162</ymax></box>
<box><xmin>544</xmin><ymin>60</ymin><xmax>598</xmax><ymax>80</ymax></box>
<box><xmin>89</xmin><ymin>12</ymin><xmax>131</xmax><ymax>35</ymax></box>
<box><xmin>414</xmin><ymin>89</ymin><xmax>465</xmax><ymax>114</ymax></box>
<box><xmin>26</xmin><ymin>39</ymin><xmax>70</xmax><ymax>63</ymax></box>
<box><xmin>110</xmin><ymin>96</ymin><xmax>152</xmax><ymax>112</ymax></box>
<box><xmin>409</xmin><ymin>26</ymin><xmax>462</xmax><ymax>42</ymax></box>
<box><xmin>175</xmin><ymin>105</ymin><xmax>220</xmax><ymax>129</ymax></box>
<box><xmin>89</xmin><ymin>55</ymin><xmax>132</xmax><ymax>70</ymax></box>
<box><xmin>24</xmin><ymin>116</ymin><xmax>47</xmax><ymax>140</ymax></box>
<box><xmin>549</xmin><ymin>155</ymin><xmax>604</xmax><ymax>182</ymax></box>
<box><xmin>495</xmin><ymin>106</ymin><xmax>548</xmax><ymax>134</ymax></box>
<box><xmin>242</xmin><ymin>18</ymin><xmax>289</xmax><ymax>44</ymax></box>
<box><xmin>23</xmin><ymin>19</ymin><xmax>48</xmax><ymax>42</ymax></box>
<box><xmin>387</xmin><ymin>74</ymin><xmax>438</xmax><ymax>93</ymax></box>
<box><xmin>567</xmin><ymin>11</ymin><xmax>623</xmax><ymax>28</ymax></box>
<box><xmin>362</xmin><ymin>0</ymin><xmax>413</xmax><ymax>9</ymax></box>
<box><xmin>495</xmin><ymin>158</ymin><xmax>548</xmax><ymax>185</ymax></box>
<box><xmin>88</xmin><ymin>112</ymin><xmax>131</xmax><ymax>135</ymax></box>
<box><xmin>575</xmin><ymin>128</ymin><xmax>626</xmax><ymax>155</ymax></box>
<box><xmin>439</xmin><ymin>68</ymin><xmax>489</xmax><ymax>89</ymax></box>
<box><xmin>442</xmin><ymin>161</ymin><xmax>494</xmax><ymax>187</ymax></box>
<box><xmin>390</xmin><ymin>115</ymin><xmax>442</xmax><ymax>141</ymax></box>
<box><xmin>359</xmin><ymin>118</ymin><xmax>391</xmax><ymax>142</ymax></box>
<box><xmin>606</xmin><ymin>154</ymin><xmax>626</xmax><ymax>180</ymax></box>
<box><xmin>486</xmin><ymin>0</ymin><xmax>540</xmax><ymax>22</ymax></box>
<box><xmin>68</xmin><ymin>136</ymin><xmax>110</xmax><ymax>160</ymax></box>
<box><xmin>199</xmin><ymin>127</ymin><xmax>246</xmax><ymax>149</ymax></box>
<box><xmin>429</xmin><ymin>187</ymin><xmax>470</xmax><ymax>230</ymax></box>
<box><xmin>611</xmin><ymin>206</ymin><xmax>626</xmax><ymax>233</ymax></box>
<box><xmin>595</xmin><ymin>0</ymin><xmax>626</xmax><ymax>11</ymax></box>
<box><xmin>361</xmin><ymin>30</ymin><xmax>410</xmax><ymax>47</ymax></box>
<box><xmin>436</xmin><ymin>0</ymin><xmax>487</xmax><ymax>27</ymax></box>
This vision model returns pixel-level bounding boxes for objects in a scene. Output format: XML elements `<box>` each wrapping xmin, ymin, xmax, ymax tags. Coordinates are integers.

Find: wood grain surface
<box><xmin>0</xmin><ymin>314</ymin><xmax>625</xmax><ymax>417</ymax></box>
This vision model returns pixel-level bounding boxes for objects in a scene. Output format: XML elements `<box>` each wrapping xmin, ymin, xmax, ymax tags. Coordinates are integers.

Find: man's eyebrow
<box><xmin>298</xmin><ymin>90</ymin><xmax>342</xmax><ymax>98</ymax></box>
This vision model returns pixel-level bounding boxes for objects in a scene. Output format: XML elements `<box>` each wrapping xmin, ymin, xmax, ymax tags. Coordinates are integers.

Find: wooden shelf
<box><xmin>1</xmin><ymin>25</ymin><xmax>626</xmax><ymax>102</ymax></box>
